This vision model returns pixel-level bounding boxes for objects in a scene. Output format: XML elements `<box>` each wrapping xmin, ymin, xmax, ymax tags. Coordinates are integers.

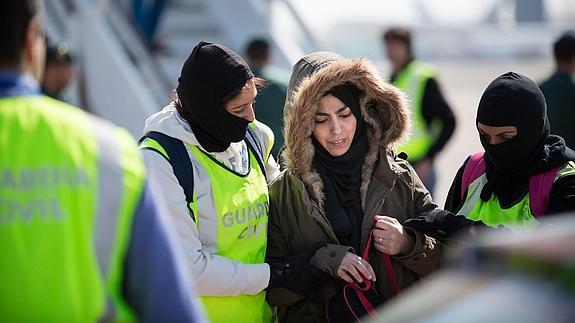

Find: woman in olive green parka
<box><xmin>266</xmin><ymin>52</ymin><xmax>444</xmax><ymax>322</ymax></box>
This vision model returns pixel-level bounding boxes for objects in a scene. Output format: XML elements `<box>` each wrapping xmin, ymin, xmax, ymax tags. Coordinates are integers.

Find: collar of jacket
<box><xmin>282</xmin><ymin>148</ymin><xmax>407</xmax><ymax>248</ymax></box>
<box><xmin>283</xmin><ymin>58</ymin><xmax>410</xmax><ymax>214</ymax></box>
<box><xmin>0</xmin><ymin>71</ymin><xmax>41</xmax><ymax>98</ymax></box>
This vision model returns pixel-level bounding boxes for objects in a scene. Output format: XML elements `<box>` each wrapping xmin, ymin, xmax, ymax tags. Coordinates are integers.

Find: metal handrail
<box><xmin>64</xmin><ymin>0</ymin><xmax>173</xmax><ymax>105</ymax></box>
<box><xmin>276</xmin><ymin>0</ymin><xmax>323</xmax><ymax>51</ymax></box>
<box><xmin>105</xmin><ymin>1</ymin><xmax>175</xmax><ymax>100</ymax></box>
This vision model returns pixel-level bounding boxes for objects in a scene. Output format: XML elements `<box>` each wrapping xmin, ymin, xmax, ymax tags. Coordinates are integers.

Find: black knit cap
<box><xmin>176</xmin><ymin>41</ymin><xmax>254</xmax><ymax>152</ymax></box>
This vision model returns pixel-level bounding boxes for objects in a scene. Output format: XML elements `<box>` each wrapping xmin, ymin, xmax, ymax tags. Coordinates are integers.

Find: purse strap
<box><xmin>363</xmin><ymin>231</ymin><xmax>400</xmax><ymax>296</ymax></box>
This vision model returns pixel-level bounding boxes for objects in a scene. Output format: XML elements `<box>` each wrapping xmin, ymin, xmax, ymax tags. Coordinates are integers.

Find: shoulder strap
<box><xmin>529</xmin><ymin>166</ymin><xmax>563</xmax><ymax>219</ymax></box>
<box><xmin>139</xmin><ymin>131</ymin><xmax>195</xmax><ymax>222</ymax></box>
<box><xmin>461</xmin><ymin>152</ymin><xmax>486</xmax><ymax>200</ymax></box>
<box><xmin>363</xmin><ymin>231</ymin><xmax>400</xmax><ymax>296</ymax></box>
<box><xmin>245</xmin><ymin>126</ymin><xmax>267</xmax><ymax>180</ymax></box>
<box><xmin>459</xmin><ymin>152</ymin><xmax>565</xmax><ymax>219</ymax></box>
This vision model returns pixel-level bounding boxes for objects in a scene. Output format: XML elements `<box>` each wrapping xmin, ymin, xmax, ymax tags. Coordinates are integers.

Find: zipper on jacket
<box><xmin>361</xmin><ymin>177</ymin><xmax>397</xmax><ymax>250</ymax></box>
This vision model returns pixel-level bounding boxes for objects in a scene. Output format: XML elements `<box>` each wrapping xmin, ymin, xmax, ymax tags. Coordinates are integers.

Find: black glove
<box><xmin>404</xmin><ymin>209</ymin><xmax>486</xmax><ymax>240</ymax></box>
<box><xmin>268</xmin><ymin>255</ymin><xmax>320</xmax><ymax>295</ymax></box>
<box><xmin>267</xmin><ymin>242</ymin><xmax>328</xmax><ymax>295</ymax></box>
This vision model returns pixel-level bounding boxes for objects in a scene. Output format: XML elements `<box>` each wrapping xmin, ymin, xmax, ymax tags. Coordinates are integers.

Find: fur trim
<box><xmin>284</xmin><ymin>58</ymin><xmax>410</xmax><ymax>210</ymax></box>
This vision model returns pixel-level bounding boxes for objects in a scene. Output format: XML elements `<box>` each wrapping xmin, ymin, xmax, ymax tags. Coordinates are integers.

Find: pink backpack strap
<box><xmin>461</xmin><ymin>152</ymin><xmax>486</xmax><ymax>200</ymax></box>
<box><xmin>529</xmin><ymin>166</ymin><xmax>562</xmax><ymax>219</ymax></box>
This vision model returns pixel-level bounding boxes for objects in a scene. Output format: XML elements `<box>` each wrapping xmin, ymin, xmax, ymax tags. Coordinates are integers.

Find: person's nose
<box><xmin>330</xmin><ymin>118</ymin><xmax>342</xmax><ymax>135</ymax></box>
<box><xmin>243</xmin><ymin>105</ymin><xmax>255</xmax><ymax>122</ymax></box>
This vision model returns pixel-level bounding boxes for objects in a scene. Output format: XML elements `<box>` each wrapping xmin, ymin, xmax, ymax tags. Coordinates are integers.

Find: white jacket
<box><xmin>142</xmin><ymin>104</ymin><xmax>280</xmax><ymax>296</ymax></box>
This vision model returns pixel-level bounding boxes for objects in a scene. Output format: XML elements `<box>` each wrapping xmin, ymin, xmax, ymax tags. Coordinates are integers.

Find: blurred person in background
<box><xmin>383</xmin><ymin>27</ymin><xmax>456</xmax><ymax>196</ymax></box>
<box><xmin>266</xmin><ymin>52</ymin><xmax>448</xmax><ymax>322</ymax></box>
<box><xmin>245</xmin><ymin>38</ymin><xmax>289</xmax><ymax>158</ymax></box>
<box><xmin>41</xmin><ymin>41</ymin><xmax>75</xmax><ymax>102</ymax></box>
<box><xmin>540</xmin><ymin>30</ymin><xmax>575</xmax><ymax>149</ymax></box>
<box><xmin>445</xmin><ymin>72</ymin><xmax>575</xmax><ymax>229</ymax></box>
<box><xmin>140</xmin><ymin>41</ymin><xmax>303</xmax><ymax>323</ymax></box>
<box><xmin>132</xmin><ymin>0</ymin><xmax>167</xmax><ymax>50</ymax></box>
<box><xmin>0</xmin><ymin>0</ymin><xmax>204</xmax><ymax>322</ymax></box>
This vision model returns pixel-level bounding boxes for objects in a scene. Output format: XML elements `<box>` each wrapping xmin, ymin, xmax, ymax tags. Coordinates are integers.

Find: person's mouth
<box><xmin>330</xmin><ymin>138</ymin><xmax>346</xmax><ymax>147</ymax></box>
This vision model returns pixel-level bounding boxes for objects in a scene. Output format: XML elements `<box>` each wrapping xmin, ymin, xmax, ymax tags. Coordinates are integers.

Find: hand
<box><xmin>373</xmin><ymin>215</ymin><xmax>414</xmax><ymax>256</ymax></box>
<box><xmin>414</xmin><ymin>158</ymin><xmax>433</xmax><ymax>183</ymax></box>
<box><xmin>336</xmin><ymin>252</ymin><xmax>376</xmax><ymax>284</ymax></box>
<box><xmin>268</xmin><ymin>255</ymin><xmax>320</xmax><ymax>295</ymax></box>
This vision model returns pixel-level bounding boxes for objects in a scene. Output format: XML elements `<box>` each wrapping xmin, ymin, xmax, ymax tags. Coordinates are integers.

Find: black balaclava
<box><xmin>176</xmin><ymin>41</ymin><xmax>254</xmax><ymax>152</ymax></box>
<box><xmin>476</xmin><ymin>71</ymin><xmax>575</xmax><ymax>206</ymax></box>
<box><xmin>312</xmin><ymin>84</ymin><xmax>368</xmax><ymax>252</ymax></box>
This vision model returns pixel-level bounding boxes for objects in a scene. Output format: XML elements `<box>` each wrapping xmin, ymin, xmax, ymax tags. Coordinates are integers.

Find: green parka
<box><xmin>266</xmin><ymin>53</ymin><xmax>443</xmax><ymax>322</ymax></box>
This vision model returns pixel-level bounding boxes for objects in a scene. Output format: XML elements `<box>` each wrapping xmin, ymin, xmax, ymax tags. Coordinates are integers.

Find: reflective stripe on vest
<box><xmin>91</xmin><ymin>115</ymin><xmax>145</xmax><ymax>322</ymax></box>
<box><xmin>557</xmin><ymin>161</ymin><xmax>575</xmax><ymax>181</ymax></box>
<box><xmin>140</xmin><ymin>137</ymin><xmax>170</xmax><ymax>161</ymax></box>
<box><xmin>189</xmin><ymin>145</ymin><xmax>272</xmax><ymax>323</ymax></box>
<box><xmin>458</xmin><ymin>162</ymin><xmax>575</xmax><ymax>229</ymax></box>
<box><xmin>394</xmin><ymin>61</ymin><xmax>438</xmax><ymax>162</ymax></box>
<box><xmin>0</xmin><ymin>95</ymin><xmax>142</xmax><ymax>322</ymax></box>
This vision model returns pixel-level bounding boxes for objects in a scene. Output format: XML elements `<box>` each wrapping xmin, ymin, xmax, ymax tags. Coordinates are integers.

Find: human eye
<box><xmin>339</xmin><ymin>108</ymin><xmax>352</xmax><ymax>118</ymax></box>
<box><xmin>233</xmin><ymin>107</ymin><xmax>245</xmax><ymax>115</ymax></box>
<box><xmin>315</xmin><ymin>117</ymin><xmax>328</xmax><ymax>124</ymax></box>
<box><xmin>245</xmin><ymin>99</ymin><xmax>257</xmax><ymax>108</ymax></box>
<box><xmin>478</xmin><ymin>130</ymin><xmax>490</xmax><ymax>141</ymax></box>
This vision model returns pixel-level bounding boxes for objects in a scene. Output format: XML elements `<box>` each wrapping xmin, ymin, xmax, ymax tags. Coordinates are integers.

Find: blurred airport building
<box><xmin>45</xmin><ymin>0</ymin><xmax>574</xmax><ymax>203</ymax></box>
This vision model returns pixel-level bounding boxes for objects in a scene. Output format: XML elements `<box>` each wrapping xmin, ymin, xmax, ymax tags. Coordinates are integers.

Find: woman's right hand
<box><xmin>336</xmin><ymin>252</ymin><xmax>376</xmax><ymax>283</ymax></box>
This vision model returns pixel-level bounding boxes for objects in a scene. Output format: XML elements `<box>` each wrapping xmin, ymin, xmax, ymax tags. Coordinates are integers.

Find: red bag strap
<box><xmin>346</xmin><ymin>284</ymin><xmax>378</xmax><ymax>319</ymax></box>
<box><xmin>461</xmin><ymin>152</ymin><xmax>486</xmax><ymax>200</ymax></box>
<box><xmin>364</xmin><ymin>231</ymin><xmax>400</xmax><ymax>296</ymax></box>
<box><xmin>383</xmin><ymin>253</ymin><xmax>400</xmax><ymax>296</ymax></box>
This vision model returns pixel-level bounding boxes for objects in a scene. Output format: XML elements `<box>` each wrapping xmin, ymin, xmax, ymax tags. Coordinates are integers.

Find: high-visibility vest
<box><xmin>393</xmin><ymin>61</ymin><xmax>439</xmax><ymax>162</ymax></box>
<box><xmin>140</xmin><ymin>128</ymin><xmax>272</xmax><ymax>323</ymax></box>
<box><xmin>0</xmin><ymin>95</ymin><xmax>145</xmax><ymax>322</ymax></box>
<box><xmin>458</xmin><ymin>160</ymin><xmax>575</xmax><ymax>229</ymax></box>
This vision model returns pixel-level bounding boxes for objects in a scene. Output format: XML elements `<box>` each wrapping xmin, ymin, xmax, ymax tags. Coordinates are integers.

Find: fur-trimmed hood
<box><xmin>283</xmin><ymin>52</ymin><xmax>410</xmax><ymax>210</ymax></box>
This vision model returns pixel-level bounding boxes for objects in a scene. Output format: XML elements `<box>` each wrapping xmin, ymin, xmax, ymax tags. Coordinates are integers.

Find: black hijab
<box><xmin>176</xmin><ymin>41</ymin><xmax>254</xmax><ymax>152</ymax></box>
<box><xmin>476</xmin><ymin>72</ymin><xmax>575</xmax><ymax>206</ymax></box>
<box><xmin>312</xmin><ymin>84</ymin><xmax>368</xmax><ymax>251</ymax></box>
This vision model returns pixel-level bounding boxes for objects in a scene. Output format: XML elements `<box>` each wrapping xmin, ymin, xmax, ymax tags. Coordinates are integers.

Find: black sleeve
<box><xmin>403</xmin><ymin>208</ymin><xmax>482</xmax><ymax>241</ymax></box>
<box><xmin>404</xmin><ymin>157</ymin><xmax>490</xmax><ymax>241</ymax></box>
<box><xmin>444</xmin><ymin>157</ymin><xmax>469</xmax><ymax>213</ymax></box>
<box><xmin>545</xmin><ymin>174</ymin><xmax>575</xmax><ymax>216</ymax></box>
<box><xmin>421</xmin><ymin>77</ymin><xmax>456</xmax><ymax>160</ymax></box>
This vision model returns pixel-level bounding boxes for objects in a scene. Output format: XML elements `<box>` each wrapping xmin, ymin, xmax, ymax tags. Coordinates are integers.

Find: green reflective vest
<box><xmin>0</xmin><ymin>95</ymin><xmax>144</xmax><ymax>322</ymax></box>
<box><xmin>141</xmin><ymin>132</ymin><xmax>272</xmax><ymax>323</ymax></box>
<box><xmin>193</xmin><ymin>145</ymin><xmax>272</xmax><ymax>323</ymax></box>
<box><xmin>458</xmin><ymin>162</ymin><xmax>575</xmax><ymax>229</ymax></box>
<box><xmin>393</xmin><ymin>61</ymin><xmax>439</xmax><ymax>162</ymax></box>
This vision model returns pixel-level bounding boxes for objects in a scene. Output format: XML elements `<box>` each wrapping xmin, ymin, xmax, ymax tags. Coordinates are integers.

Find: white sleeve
<box><xmin>252</xmin><ymin>120</ymin><xmax>281</xmax><ymax>183</ymax></box>
<box><xmin>143</xmin><ymin>150</ymin><xmax>271</xmax><ymax>296</ymax></box>
<box><xmin>266</xmin><ymin>155</ymin><xmax>281</xmax><ymax>183</ymax></box>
